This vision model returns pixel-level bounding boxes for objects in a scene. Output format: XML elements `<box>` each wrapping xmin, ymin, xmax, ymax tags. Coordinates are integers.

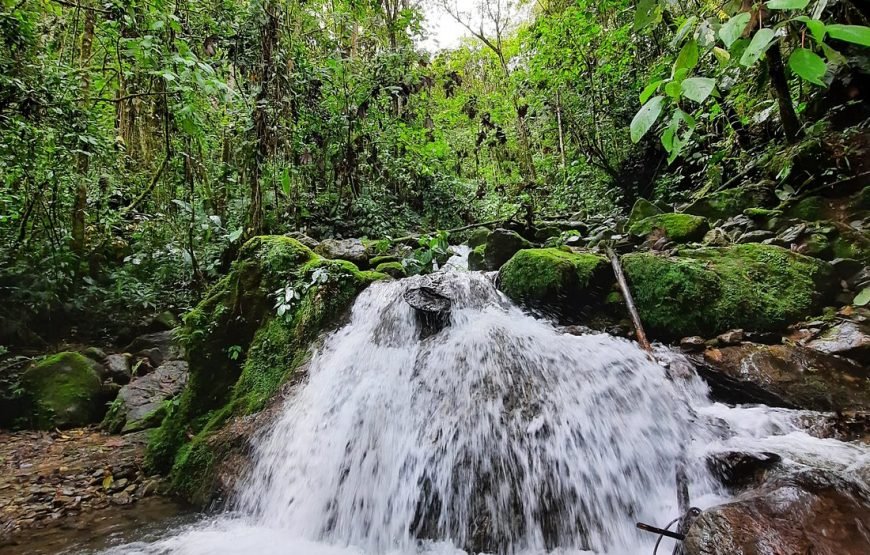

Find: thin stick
<box><xmin>607</xmin><ymin>247</ymin><xmax>652</xmax><ymax>352</ymax></box>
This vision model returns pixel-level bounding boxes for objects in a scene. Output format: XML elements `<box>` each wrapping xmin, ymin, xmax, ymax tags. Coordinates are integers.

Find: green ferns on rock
<box><xmin>499</xmin><ymin>248</ymin><xmax>609</xmax><ymax>307</ymax></box>
<box><xmin>146</xmin><ymin>236</ymin><xmax>386</xmax><ymax>504</ymax></box>
<box><xmin>622</xmin><ymin>244</ymin><xmax>834</xmax><ymax>338</ymax></box>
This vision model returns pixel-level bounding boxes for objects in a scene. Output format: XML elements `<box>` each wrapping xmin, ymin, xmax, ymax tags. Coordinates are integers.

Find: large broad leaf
<box><xmin>794</xmin><ymin>16</ymin><xmax>826</xmax><ymax>41</ymax></box>
<box><xmin>634</xmin><ymin>0</ymin><xmax>659</xmax><ymax>31</ymax></box>
<box><xmin>740</xmin><ymin>28</ymin><xmax>776</xmax><ymax>66</ymax></box>
<box><xmin>630</xmin><ymin>96</ymin><xmax>666</xmax><ymax>143</ymax></box>
<box><xmin>826</xmin><ymin>24</ymin><xmax>870</xmax><ymax>47</ymax></box>
<box><xmin>639</xmin><ymin>80</ymin><xmax>665</xmax><ymax>104</ymax></box>
<box><xmin>719</xmin><ymin>12</ymin><xmax>751</xmax><ymax>48</ymax></box>
<box><xmin>681</xmin><ymin>77</ymin><xmax>716</xmax><ymax>103</ymax></box>
<box><xmin>855</xmin><ymin>287</ymin><xmax>870</xmax><ymax>307</ymax></box>
<box><xmin>788</xmin><ymin>48</ymin><xmax>827</xmax><ymax>86</ymax></box>
<box><xmin>673</xmin><ymin>40</ymin><xmax>699</xmax><ymax>75</ymax></box>
<box><xmin>766</xmin><ymin>0</ymin><xmax>810</xmax><ymax>10</ymax></box>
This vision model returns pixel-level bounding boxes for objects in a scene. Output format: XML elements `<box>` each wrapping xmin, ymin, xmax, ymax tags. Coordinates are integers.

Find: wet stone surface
<box><xmin>0</xmin><ymin>426</ymin><xmax>168</xmax><ymax>542</ymax></box>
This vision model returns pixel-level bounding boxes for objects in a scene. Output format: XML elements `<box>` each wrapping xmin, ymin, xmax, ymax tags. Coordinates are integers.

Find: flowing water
<box><xmin>93</xmin><ymin>254</ymin><xmax>870</xmax><ymax>555</ymax></box>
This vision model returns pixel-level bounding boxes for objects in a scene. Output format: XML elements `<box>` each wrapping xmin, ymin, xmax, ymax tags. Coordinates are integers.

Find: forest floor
<box><xmin>0</xmin><ymin>426</ymin><xmax>168</xmax><ymax>543</ymax></box>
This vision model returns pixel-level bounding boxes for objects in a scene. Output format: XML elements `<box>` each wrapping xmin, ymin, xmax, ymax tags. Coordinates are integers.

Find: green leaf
<box><xmin>713</xmin><ymin>46</ymin><xmax>731</xmax><ymax>66</ymax></box>
<box><xmin>825</xmin><ymin>24</ymin><xmax>870</xmax><ymax>47</ymax></box>
<box><xmin>673</xmin><ymin>40</ymin><xmax>699</xmax><ymax>75</ymax></box>
<box><xmin>681</xmin><ymin>77</ymin><xmax>716</xmax><ymax>103</ymax></box>
<box><xmin>719</xmin><ymin>12</ymin><xmax>751</xmax><ymax>48</ymax></box>
<box><xmin>630</xmin><ymin>96</ymin><xmax>666</xmax><ymax>143</ymax></box>
<box><xmin>766</xmin><ymin>0</ymin><xmax>810</xmax><ymax>10</ymax></box>
<box><xmin>671</xmin><ymin>16</ymin><xmax>698</xmax><ymax>47</ymax></box>
<box><xmin>640</xmin><ymin>80</ymin><xmax>664</xmax><ymax>104</ymax></box>
<box><xmin>788</xmin><ymin>48</ymin><xmax>827</xmax><ymax>86</ymax></box>
<box><xmin>665</xmin><ymin>81</ymin><xmax>682</xmax><ymax>98</ymax></box>
<box><xmin>794</xmin><ymin>16</ymin><xmax>826</xmax><ymax>42</ymax></box>
<box><xmin>855</xmin><ymin>287</ymin><xmax>870</xmax><ymax>307</ymax></box>
<box><xmin>280</xmin><ymin>168</ymin><xmax>291</xmax><ymax>196</ymax></box>
<box><xmin>821</xmin><ymin>43</ymin><xmax>846</xmax><ymax>66</ymax></box>
<box><xmin>740</xmin><ymin>28</ymin><xmax>776</xmax><ymax>67</ymax></box>
<box><xmin>634</xmin><ymin>0</ymin><xmax>660</xmax><ymax>31</ymax></box>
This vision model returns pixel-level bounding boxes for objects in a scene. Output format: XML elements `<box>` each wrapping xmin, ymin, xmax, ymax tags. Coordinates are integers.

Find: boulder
<box><xmin>680</xmin><ymin>336</ymin><xmax>706</xmax><ymax>352</ymax></box>
<box><xmin>103</xmin><ymin>353</ymin><xmax>133</xmax><ymax>385</ymax></box>
<box><xmin>103</xmin><ymin>361</ymin><xmax>189</xmax><ymax>434</ymax></box>
<box><xmin>375</xmin><ymin>261</ymin><xmax>407</xmax><ymax>278</ymax></box>
<box><xmin>315</xmin><ymin>238</ymin><xmax>370</xmax><ymax>268</ymax></box>
<box><xmin>404</xmin><ymin>286</ymin><xmax>452</xmax><ymax>338</ymax></box>
<box><xmin>684</xmin><ymin>471</ymin><xmax>870</xmax><ymax>555</ymax></box>
<box><xmin>684</xmin><ymin>186</ymin><xmax>774</xmax><ymax>222</ymax></box>
<box><xmin>628</xmin><ymin>213</ymin><xmax>709</xmax><ymax>242</ymax></box>
<box><xmin>483</xmin><ymin>229</ymin><xmax>534</xmax><ymax>270</ymax></box>
<box><xmin>706</xmin><ymin>451</ymin><xmax>782</xmax><ymax>490</ymax></box>
<box><xmin>626</xmin><ymin>198</ymin><xmax>662</xmax><ymax>230</ymax></box>
<box><xmin>498</xmin><ymin>248</ymin><xmax>610</xmax><ymax>312</ymax></box>
<box><xmin>468</xmin><ymin>245</ymin><xmax>486</xmax><ymax>271</ymax></box>
<box><xmin>284</xmin><ymin>231</ymin><xmax>320</xmax><ymax>250</ymax></box>
<box><xmin>621</xmin><ymin>244</ymin><xmax>834</xmax><ymax>338</ymax></box>
<box><xmin>124</xmin><ymin>331</ymin><xmax>183</xmax><ymax>367</ymax></box>
<box><xmin>20</xmin><ymin>352</ymin><xmax>108</xmax><ymax>429</ymax></box>
<box><xmin>467</xmin><ymin>228</ymin><xmax>491</xmax><ymax>248</ymax></box>
<box><xmin>806</xmin><ymin>321</ymin><xmax>870</xmax><ymax>364</ymax></box>
<box><xmin>693</xmin><ymin>343</ymin><xmax>870</xmax><ymax>411</ymax></box>
<box><xmin>150</xmin><ymin>310</ymin><xmax>180</xmax><ymax>331</ymax></box>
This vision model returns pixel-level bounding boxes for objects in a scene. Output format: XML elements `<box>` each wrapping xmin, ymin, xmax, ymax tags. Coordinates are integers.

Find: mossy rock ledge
<box><xmin>622</xmin><ymin>244</ymin><xmax>835</xmax><ymax>339</ymax></box>
<box><xmin>146</xmin><ymin>236</ymin><xmax>386</xmax><ymax>504</ymax></box>
<box><xmin>20</xmin><ymin>352</ymin><xmax>107</xmax><ymax>429</ymax></box>
<box><xmin>498</xmin><ymin>248</ymin><xmax>610</xmax><ymax>313</ymax></box>
<box><xmin>628</xmin><ymin>213</ymin><xmax>709</xmax><ymax>243</ymax></box>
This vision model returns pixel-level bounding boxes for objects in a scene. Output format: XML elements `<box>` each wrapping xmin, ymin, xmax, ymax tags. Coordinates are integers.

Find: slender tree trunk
<box><xmin>555</xmin><ymin>90</ymin><xmax>566</xmax><ymax>169</ymax></box>
<box><xmin>767</xmin><ymin>43</ymin><xmax>802</xmax><ymax>144</ymax></box>
<box><xmin>72</xmin><ymin>3</ymin><xmax>95</xmax><ymax>260</ymax></box>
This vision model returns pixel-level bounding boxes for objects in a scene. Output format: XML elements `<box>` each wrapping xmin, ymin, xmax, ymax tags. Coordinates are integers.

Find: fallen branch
<box><xmin>121</xmin><ymin>154</ymin><xmax>169</xmax><ymax>215</ymax></box>
<box><xmin>389</xmin><ymin>217</ymin><xmax>513</xmax><ymax>244</ymax></box>
<box><xmin>607</xmin><ymin>247</ymin><xmax>652</xmax><ymax>352</ymax></box>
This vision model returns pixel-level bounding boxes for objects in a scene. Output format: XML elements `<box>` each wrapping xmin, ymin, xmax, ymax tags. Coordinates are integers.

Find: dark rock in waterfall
<box><xmin>404</xmin><ymin>286</ymin><xmax>452</xmax><ymax>338</ymax></box>
<box><xmin>706</xmin><ymin>451</ymin><xmax>781</xmax><ymax>490</ymax></box>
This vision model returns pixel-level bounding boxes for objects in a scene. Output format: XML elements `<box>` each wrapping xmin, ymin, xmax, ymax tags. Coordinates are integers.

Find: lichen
<box><xmin>628</xmin><ymin>213</ymin><xmax>709</xmax><ymax>242</ymax></box>
<box><xmin>622</xmin><ymin>244</ymin><xmax>834</xmax><ymax>338</ymax></box>
<box><xmin>20</xmin><ymin>352</ymin><xmax>105</xmax><ymax>429</ymax></box>
<box><xmin>498</xmin><ymin>248</ymin><xmax>609</xmax><ymax>306</ymax></box>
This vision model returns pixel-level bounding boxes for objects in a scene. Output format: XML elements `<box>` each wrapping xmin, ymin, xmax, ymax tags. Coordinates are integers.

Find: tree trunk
<box><xmin>72</xmin><ymin>3</ymin><xmax>95</xmax><ymax>260</ymax></box>
<box><xmin>767</xmin><ymin>43</ymin><xmax>802</xmax><ymax>144</ymax></box>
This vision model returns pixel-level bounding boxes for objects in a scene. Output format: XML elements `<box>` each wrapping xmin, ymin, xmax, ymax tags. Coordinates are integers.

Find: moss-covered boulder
<box><xmin>626</xmin><ymin>199</ymin><xmax>662</xmax><ymax>230</ymax></box>
<box><xmin>684</xmin><ymin>186</ymin><xmax>773</xmax><ymax>222</ymax></box>
<box><xmin>369</xmin><ymin>254</ymin><xmax>399</xmax><ymax>267</ymax></box>
<box><xmin>499</xmin><ymin>249</ymin><xmax>610</xmax><ymax>311</ymax></box>
<box><xmin>375</xmin><ymin>261</ymin><xmax>407</xmax><ymax>278</ymax></box>
<box><xmin>629</xmin><ymin>213</ymin><xmax>709</xmax><ymax>242</ymax></box>
<box><xmin>467</xmin><ymin>228</ymin><xmax>491</xmax><ymax>248</ymax></box>
<box><xmin>785</xmin><ymin>196</ymin><xmax>825</xmax><ymax>221</ymax></box>
<box><xmin>20</xmin><ymin>352</ymin><xmax>107</xmax><ymax>429</ymax></box>
<box><xmin>468</xmin><ymin>245</ymin><xmax>486</xmax><ymax>271</ymax></box>
<box><xmin>146</xmin><ymin>236</ymin><xmax>386</xmax><ymax>504</ymax></box>
<box><xmin>622</xmin><ymin>244</ymin><xmax>834</xmax><ymax>338</ymax></box>
<box><xmin>483</xmin><ymin>229</ymin><xmax>534</xmax><ymax>270</ymax></box>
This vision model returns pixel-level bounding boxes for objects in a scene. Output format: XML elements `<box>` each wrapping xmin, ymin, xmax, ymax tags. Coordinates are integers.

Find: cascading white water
<box><xmin>102</xmin><ymin>257</ymin><xmax>870</xmax><ymax>555</ymax></box>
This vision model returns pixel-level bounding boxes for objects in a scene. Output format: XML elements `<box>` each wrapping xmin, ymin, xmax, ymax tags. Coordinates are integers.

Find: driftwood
<box><xmin>606</xmin><ymin>248</ymin><xmax>652</xmax><ymax>352</ymax></box>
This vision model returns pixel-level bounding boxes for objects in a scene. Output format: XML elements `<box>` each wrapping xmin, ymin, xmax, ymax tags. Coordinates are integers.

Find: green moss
<box><xmin>831</xmin><ymin>226</ymin><xmax>870</xmax><ymax>263</ymax></box>
<box><xmin>468</xmin><ymin>244</ymin><xmax>487</xmax><ymax>270</ymax></box>
<box><xmin>802</xmin><ymin>233</ymin><xmax>831</xmax><ymax>258</ymax></box>
<box><xmin>499</xmin><ymin>248</ymin><xmax>609</xmax><ymax>305</ymax></box>
<box><xmin>148</xmin><ymin>240</ymin><xmax>385</xmax><ymax>504</ymax></box>
<box><xmin>626</xmin><ymin>199</ymin><xmax>662</xmax><ymax>229</ymax></box>
<box><xmin>623</xmin><ymin>244</ymin><xmax>834</xmax><ymax>338</ymax></box>
<box><xmin>467</xmin><ymin>228</ymin><xmax>491</xmax><ymax>248</ymax></box>
<box><xmin>20</xmin><ymin>352</ymin><xmax>105</xmax><ymax>429</ymax></box>
<box><xmin>684</xmin><ymin>186</ymin><xmax>771</xmax><ymax>222</ymax></box>
<box><xmin>786</xmin><ymin>196</ymin><xmax>826</xmax><ymax>221</ymax></box>
<box><xmin>369</xmin><ymin>255</ymin><xmax>399</xmax><ymax>267</ymax></box>
<box><xmin>744</xmin><ymin>207</ymin><xmax>783</xmax><ymax>218</ymax></box>
<box><xmin>375</xmin><ymin>261</ymin><xmax>407</xmax><ymax>278</ymax></box>
<box><xmin>628</xmin><ymin>213</ymin><xmax>709</xmax><ymax>242</ymax></box>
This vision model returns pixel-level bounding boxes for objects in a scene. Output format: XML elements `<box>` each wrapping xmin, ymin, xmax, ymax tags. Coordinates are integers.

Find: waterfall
<box><xmin>101</xmin><ymin>268</ymin><xmax>870</xmax><ymax>555</ymax></box>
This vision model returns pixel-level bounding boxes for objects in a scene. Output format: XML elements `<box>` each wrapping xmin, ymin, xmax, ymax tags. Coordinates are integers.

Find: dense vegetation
<box><xmin>1</xmin><ymin>0</ymin><xmax>868</xmax><ymax>348</ymax></box>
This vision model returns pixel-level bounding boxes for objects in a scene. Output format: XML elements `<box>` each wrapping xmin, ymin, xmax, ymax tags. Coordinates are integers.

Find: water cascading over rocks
<box><xmin>230</xmin><ymin>272</ymin><xmax>709</xmax><ymax>554</ymax></box>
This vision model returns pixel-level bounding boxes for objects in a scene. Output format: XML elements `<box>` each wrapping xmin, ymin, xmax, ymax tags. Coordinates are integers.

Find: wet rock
<box><xmin>680</xmin><ymin>336</ymin><xmax>707</xmax><ymax>352</ymax></box>
<box><xmin>123</xmin><ymin>331</ymin><xmax>183</xmax><ymax>367</ymax></box>
<box><xmin>467</xmin><ymin>227</ymin><xmax>491</xmax><ymax>248</ymax></box>
<box><xmin>806</xmin><ymin>321</ymin><xmax>870</xmax><ymax>364</ymax></box>
<box><xmin>715</xmin><ymin>329</ymin><xmax>743</xmax><ymax>346</ymax></box>
<box><xmin>315</xmin><ymin>238</ymin><xmax>370</xmax><ymax>268</ymax></box>
<box><xmin>404</xmin><ymin>286</ymin><xmax>452</xmax><ymax>338</ymax></box>
<box><xmin>693</xmin><ymin>343</ymin><xmax>870</xmax><ymax>411</ymax></box>
<box><xmin>375</xmin><ymin>261</ymin><xmax>407</xmax><ymax>278</ymax></box>
<box><xmin>706</xmin><ymin>451</ymin><xmax>781</xmax><ymax>490</ymax></box>
<box><xmin>484</xmin><ymin>229</ymin><xmax>534</xmax><ymax>270</ymax></box>
<box><xmin>102</xmin><ymin>353</ymin><xmax>132</xmax><ymax>385</ymax></box>
<box><xmin>102</xmin><ymin>361</ymin><xmax>189</xmax><ymax>434</ymax></box>
<box><xmin>684</xmin><ymin>471</ymin><xmax>870</xmax><ymax>555</ymax></box>
<box><xmin>81</xmin><ymin>347</ymin><xmax>107</xmax><ymax>362</ymax></box>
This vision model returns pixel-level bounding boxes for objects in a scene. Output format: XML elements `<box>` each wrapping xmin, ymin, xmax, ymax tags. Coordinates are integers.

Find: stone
<box><xmin>123</xmin><ymin>331</ymin><xmax>183</xmax><ymax>367</ymax></box>
<box><xmin>284</xmin><ymin>231</ymin><xmax>320</xmax><ymax>250</ymax></box>
<box><xmin>468</xmin><ymin>245</ymin><xmax>486</xmax><ymax>271</ymax></box>
<box><xmin>628</xmin><ymin>213</ymin><xmax>709</xmax><ymax>243</ymax></box>
<box><xmin>680</xmin><ymin>336</ymin><xmax>706</xmax><ymax>352</ymax></box>
<box><xmin>736</xmin><ymin>230</ymin><xmax>775</xmax><ymax>244</ymax></box>
<box><xmin>806</xmin><ymin>321</ymin><xmax>870</xmax><ymax>364</ymax></box>
<box><xmin>102</xmin><ymin>361</ymin><xmax>189</xmax><ymax>434</ymax></box>
<box><xmin>19</xmin><ymin>352</ymin><xmax>108</xmax><ymax>429</ymax></box>
<box><xmin>467</xmin><ymin>228</ymin><xmax>491</xmax><ymax>248</ymax></box>
<box><xmin>150</xmin><ymin>311</ymin><xmax>179</xmax><ymax>331</ymax></box>
<box><xmin>684</xmin><ymin>186</ymin><xmax>774</xmax><ymax>223</ymax></box>
<box><xmin>102</xmin><ymin>353</ymin><xmax>132</xmax><ymax>385</ymax></box>
<box><xmin>705</xmin><ymin>451</ymin><xmax>781</xmax><ymax>489</ymax></box>
<box><xmin>831</xmin><ymin>258</ymin><xmax>864</xmax><ymax>280</ymax></box>
<box><xmin>716</xmin><ymin>329</ymin><xmax>744</xmax><ymax>346</ymax></box>
<box><xmin>81</xmin><ymin>347</ymin><xmax>107</xmax><ymax>362</ymax></box>
<box><xmin>626</xmin><ymin>198</ymin><xmax>662</xmax><ymax>230</ymax></box>
<box><xmin>315</xmin><ymin>238</ymin><xmax>370</xmax><ymax>268</ymax></box>
<box><xmin>693</xmin><ymin>343</ymin><xmax>870</xmax><ymax>411</ymax></box>
<box><xmin>483</xmin><ymin>229</ymin><xmax>534</xmax><ymax>270</ymax></box>
<box><xmin>702</xmin><ymin>228</ymin><xmax>730</xmax><ymax>247</ymax></box>
<box><xmin>374</xmin><ymin>261</ymin><xmax>407</xmax><ymax>278</ymax></box>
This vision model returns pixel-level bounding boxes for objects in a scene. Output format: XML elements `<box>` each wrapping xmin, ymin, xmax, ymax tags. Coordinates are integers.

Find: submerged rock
<box><xmin>497</xmin><ymin>248</ymin><xmax>609</xmax><ymax>313</ymax></box>
<box><xmin>693</xmin><ymin>343</ymin><xmax>870</xmax><ymax>411</ymax></box>
<box><xmin>20</xmin><ymin>352</ymin><xmax>108</xmax><ymax>429</ymax></box>
<box><xmin>621</xmin><ymin>244</ymin><xmax>834</xmax><ymax>338</ymax></box>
